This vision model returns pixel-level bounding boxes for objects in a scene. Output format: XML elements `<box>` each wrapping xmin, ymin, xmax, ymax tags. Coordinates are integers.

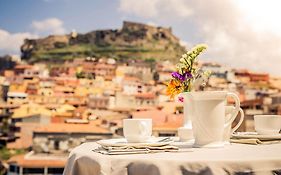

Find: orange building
<box><xmin>7</xmin><ymin>154</ymin><xmax>66</xmax><ymax>175</ymax></box>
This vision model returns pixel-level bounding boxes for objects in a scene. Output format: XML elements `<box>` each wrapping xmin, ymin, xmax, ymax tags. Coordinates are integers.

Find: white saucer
<box><xmin>170</xmin><ymin>139</ymin><xmax>194</xmax><ymax>148</ymax></box>
<box><xmin>193</xmin><ymin>141</ymin><xmax>225</xmax><ymax>148</ymax></box>
<box><xmin>232</xmin><ymin>132</ymin><xmax>281</xmax><ymax>140</ymax></box>
<box><xmin>97</xmin><ymin>137</ymin><xmax>173</xmax><ymax>147</ymax></box>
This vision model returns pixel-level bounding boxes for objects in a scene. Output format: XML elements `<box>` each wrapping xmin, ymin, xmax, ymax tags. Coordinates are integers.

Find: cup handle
<box><xmin>224</xmin><ymin>92</ymin><xmax>240</xmax><ymax>128</ymax></box>
<box><xmin>230</xmin><ymin>108</ymin><xmax>244</xmax><ymax>134</ymax></box>
<box><xmin>139</xmin><ymin>121</ymin><xmax>148</xmax><ymax>136</ymax></box>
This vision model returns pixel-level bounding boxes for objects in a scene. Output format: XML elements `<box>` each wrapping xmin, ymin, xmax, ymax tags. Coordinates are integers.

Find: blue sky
<box><xmin>0</xmin><ymin>0</ymin><xmax>122</xmax><ymax>33</ymax></box>
<box><xmin>1</xmin><ymin>0</ymin><xmax>281</xmax><ymax>76</ymax></box>
<box><xmin>0</xmin><ymin>0</ymin><xmax>200</xmax><ymax>43</ymax></box>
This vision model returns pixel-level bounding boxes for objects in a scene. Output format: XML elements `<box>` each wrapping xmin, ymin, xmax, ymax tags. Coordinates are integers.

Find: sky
<box><xmin>0</xmin><ymin>0</ymin><xmax>281</xmax><ymax>76</ymax></box>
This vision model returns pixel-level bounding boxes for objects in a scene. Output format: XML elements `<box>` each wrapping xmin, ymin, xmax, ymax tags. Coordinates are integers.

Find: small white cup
<box><xmin>178</xmin><ymin>127</ymin><xmax>193</xmax><ymax>141</ymax></box>
<box><xmin>254</xmin><ymin>115</ymin><xmax>281</xmax><ymax>135</ymax></box>
<box><xmin>123</xmin><ymin>119</ymin><xmax>152</xmax><ymax>142</ymax></box>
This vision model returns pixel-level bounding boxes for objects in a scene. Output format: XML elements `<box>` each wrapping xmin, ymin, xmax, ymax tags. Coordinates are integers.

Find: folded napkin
<box><xmin>230</xmin><ymin>138</ymin><xmax>281</xmax><ymax>145</ymax></box>
<box><xmin>231</xmin><ymin>132</ymin><xmax>281</xmax><ymax>145</ymax></box>
<box><xmin>93</xmin><ymin>145</ymin><xmax>179</xmax><ymax>155</ymax></box>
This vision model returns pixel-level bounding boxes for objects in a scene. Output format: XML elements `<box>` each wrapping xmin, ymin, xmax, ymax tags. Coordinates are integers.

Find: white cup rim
<box><xmin>190</xmin><ymin>91</ymin><xmax>227</xmax><ymax>96</ymax></box>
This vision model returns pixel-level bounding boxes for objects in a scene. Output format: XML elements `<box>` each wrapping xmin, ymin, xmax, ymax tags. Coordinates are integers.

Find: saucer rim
<box><xmin>97</xmin><ymin>137</ymin><xmax>173</xmax><ymax>147</ymax></box>
<box><xmin>232</xmin><ymin>132</ymin><xmax>281</xmax><ymax>140</ymax></box>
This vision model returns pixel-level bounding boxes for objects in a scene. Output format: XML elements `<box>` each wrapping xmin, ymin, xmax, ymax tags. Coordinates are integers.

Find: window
<box><xmin>23</xmin><ymin>167</ymin><xmax>44</xmax><ymax>174</ymax></box>
<box><xmin>159</xmin><ymin>133</ymin><xmax>175</xmax><ymax>137</ymax></box>
<box><xmin>48</xmin><ymin>168</ymin><xmax>64</xmax><ymax>174</ymax></box>
<box><xmin>54</xmin><ymin>140</ymin><xmax>60</xmax><ymax>150</ymax></box>
<box><xmin>9</xmin><ymin>164</ymin><xmax>19</xmax><ymax>173</ymax></box>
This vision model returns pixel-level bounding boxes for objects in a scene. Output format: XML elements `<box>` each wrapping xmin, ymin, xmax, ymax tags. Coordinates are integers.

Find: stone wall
<box><xmin>33</xmin><ymin>132</ymin><xmax>112</xmax><ymax>154</ymax></box>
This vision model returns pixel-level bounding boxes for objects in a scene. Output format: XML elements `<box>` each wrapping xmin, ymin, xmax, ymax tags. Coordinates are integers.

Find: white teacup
<box><xmin>223</xmin><ymin>106</ymin><xmax>244</xmax><ymax>144</ymax></box>
<box><xmin>254</xmin><ymin>115</ymin><xmax>281</xmax><ymax>135</ymax></box>
<box><xmin>123</xmin><ymin>119</ymin><xmax>152</xmax><ymax>142</ymax></box>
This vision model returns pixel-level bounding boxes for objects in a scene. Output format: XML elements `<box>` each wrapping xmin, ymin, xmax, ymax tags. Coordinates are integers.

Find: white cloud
<box><xmin>0</xmin><ymin>17</ymin><xmax>66</xmax><ymax>56</ymax></box>
<box><xmin>147</xmin><ymin>21</ymin><xmax>157</xmax><ymax>27</ymax></box>
<box><xmin>235</xmin><ymin>0</ymin><xmax>281</xmax><ymax>37</ymax></box>
<box><xmin>119</xmin><ymin>0</ymin><xmax>192</xmax><ymax>18</ymax></box>
<box><xmin>191</xmin><ymin>0</ymin><xmax>281</xmax><ymax>76</ymax></box>
<box><xmin>0</xmin><ymin>29</ymin><xmax>38</xmax><ymax>55</ymax></box>
<box><xmin>179</xmin><ymin>40</ymin><xmax>190</xmax><ymax>49</ymax></box>
<box><xmin>119</xmin><ymin>0</ymin><xmax>158</xmax><ymax>18</ymax></box>
<box><xmin>118</xmin><ymin>0</ymin><xmax>281</xmax><ymax>76</ymax></box>
<box><xmin>31</xmin><ymin>18</ymin><xmax>66</xmax><ymax>35</ymax></box>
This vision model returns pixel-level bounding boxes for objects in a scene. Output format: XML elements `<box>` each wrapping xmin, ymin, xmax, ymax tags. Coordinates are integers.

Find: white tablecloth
<box><xmin>63</xmin><ymin>142</ymin><xmax>281</xmax><ymax>175</ymax></box>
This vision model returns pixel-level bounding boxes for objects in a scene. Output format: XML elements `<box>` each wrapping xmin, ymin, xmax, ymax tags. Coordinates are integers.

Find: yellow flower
<box><xmin>166</xmin><ymin>79</ymin><xmax>184</xmax><ymax>99</ymax></box>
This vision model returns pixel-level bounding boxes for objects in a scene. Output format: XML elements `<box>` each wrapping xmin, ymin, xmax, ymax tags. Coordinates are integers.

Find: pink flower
<box><xmin>178</xmin><ymin>96</ymin><xmax>184</xmax><ymax>102</ymax></box>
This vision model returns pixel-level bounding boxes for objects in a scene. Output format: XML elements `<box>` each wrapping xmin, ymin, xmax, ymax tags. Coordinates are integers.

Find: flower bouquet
<box><xmin>166</xmin><ymin>44</ymin><xmax>211</xmax><ymax>141</ymax></box>
<box><xmin>166</xmin><ymin>44</ymin><xmax>211</xmax><ymax>99</ymax></box>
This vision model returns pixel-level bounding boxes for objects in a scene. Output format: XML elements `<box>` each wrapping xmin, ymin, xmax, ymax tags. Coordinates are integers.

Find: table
<box><xmin>63</xmin><ymin>142</ymin><xmax>281</xmax><ymax>175</ymax></box>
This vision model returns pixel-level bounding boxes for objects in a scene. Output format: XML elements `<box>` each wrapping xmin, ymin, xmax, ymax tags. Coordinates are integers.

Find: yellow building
<box><xmin>74</xmin><ymin>87</ymin><xmax>89</xmax><ymax>97</ymax></box>
<box><xmin>52</xmin><ymin>104</ymin><xmax>76</xmax><ymax>119</ymax></box>
<box><xmin>9</xmin><ymin>84</ymin><xmax>27</xmax><ymax>93</ymax></box>
<box><xmin>38</xmin><ymin>88</ymin><xmax>54</xmax><ymax>96</ymax></box>
<box><xmin>12</xmin><ymin>103</ymin><xmax>52</xmax><ymax>119</ymax></box>
<box><xmin>7</xmin><ymin>92</ymin><xmax>28</xmax><ymax>105</ymax></box>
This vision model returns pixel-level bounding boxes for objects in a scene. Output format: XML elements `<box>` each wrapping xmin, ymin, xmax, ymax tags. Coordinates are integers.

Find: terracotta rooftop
<box><xmin>132</xmin><ymin>109</ymin><xmax>167</xmax><ymax>125</ymax></box>
<box><xmin>53</xmin><ymin>86</ymin><xmax>74</xmax><ymax>92</ymax></box>
<box><xmin>135</xmin><ymin>93</ymin><xmax>156</xmax><ymax>99</ymax></box>
<box><xmin>132</xmin><ymin>109</ymin><xmax>183</xmax><ymax>127</ymax></box>
<box><xmin>152</xmin><ymin>114</ymin><xmax>183</xmax><ymax>131</ymax></box>
<box><xmin>0</xmin><ymin>103</ymin><xmax>20</xmax><ymax>109</ymax></box>
<box><xmin>34</xmin><ymin>122</ymin><xmax>112</xmax><ymax>134</ymax></box>
<box><xmin>123</xmin><ymin>76</ymin><xmax>141</xmax><ymax>82</ymax></box>
<box><xmin>14</xmin><ymin>64</ymin><xmax>33</xmax><ymax>69</ymax></box>
<box><xmin>8</xmin><ymin>154</ymin><xmax>66</xmax><ymax>168</ymax></box>
<box><xmin>73</xmin><ymin>106</ymin><xmax>87</xmax><ymax>113</ymax></box>
<box><xmin>95</xmin><ymin>63</ymin><xmax>116</xmax><ymax>69</ymax></box>
<box><xmin>67</xmin><ymin>100</ymin><xmax>86</xmax><ymax>106</ymax></box>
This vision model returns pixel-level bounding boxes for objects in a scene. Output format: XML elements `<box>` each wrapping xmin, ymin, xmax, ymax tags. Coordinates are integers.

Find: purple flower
<box><xmin>171</xmin><ymin>72</ymin><xmax>192</xmax><ymax>81</ymax></box>
<box><xmin>171</xmin><ymin>72</ymin><xmax>184</xmax><ymax>81</ymax></box>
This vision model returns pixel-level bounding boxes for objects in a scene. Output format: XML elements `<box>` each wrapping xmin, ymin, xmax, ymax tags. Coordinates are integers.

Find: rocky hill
<box><xmin>21</xmin><ymin>21</ymin><xmax>186</xmax><ymax>63</ymax></box>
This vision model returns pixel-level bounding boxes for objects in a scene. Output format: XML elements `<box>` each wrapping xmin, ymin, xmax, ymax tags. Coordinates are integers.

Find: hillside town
<box><xmin>0</xmin><ymin>56</ymin><xmax>281</xmax><ymax>174</ymax></box>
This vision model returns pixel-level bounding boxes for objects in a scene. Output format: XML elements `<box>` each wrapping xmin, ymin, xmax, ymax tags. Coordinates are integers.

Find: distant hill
<box><xmin>21</xmin><ymin>21</ymin><xmax>186</xmax><ymax>63</ymax></box>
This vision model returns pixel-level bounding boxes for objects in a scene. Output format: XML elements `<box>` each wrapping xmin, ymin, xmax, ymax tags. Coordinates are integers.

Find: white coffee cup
<box><xmin>254</xmin><ymin>115</ymin><xmax>281</xmax><ymax>135</ymax></box>
<box><xmin>123</xmin><ymin>119</ymin><xmax>152</xmax><ymax>142</ymax></box>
